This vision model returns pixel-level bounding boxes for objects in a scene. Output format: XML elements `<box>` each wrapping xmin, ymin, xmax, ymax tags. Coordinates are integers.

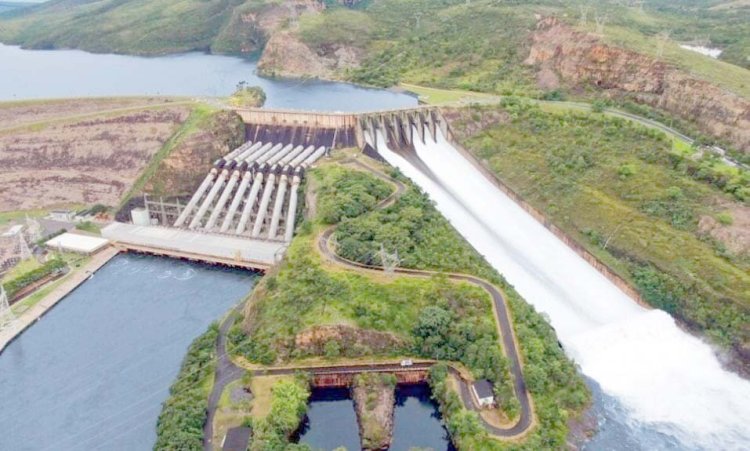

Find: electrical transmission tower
<box><xmin>25</xmin><ymin>216</ymin><xmax>42</xmax><ymax>243</ymax></box>
<box><xmin>594</xmin><ymin>14</ymin><xmax>608</xmax><ymax>35</ymax></box>
<box><xmin>378</xmin><ymin>244</ymin><xmax>400</xmax><ymax>275</ymax></box>
<box><xmin>656</xmin><ymin>30</ymin><xmax>671</xmax><ymax>60</ymax></box>
<box><xmin>0</xmin><ymin>285</ymin><xmax>16</xmax><ymax>332</ymax></box>
<box><xmin>0</xmin><ymin>229</ymin><xmax>32</xmax><ymax>273</ymax></box>
<box><xmin>13</xmin><ymin>232</ymin><xmax>32</xmax><ymax>261</ymax></box>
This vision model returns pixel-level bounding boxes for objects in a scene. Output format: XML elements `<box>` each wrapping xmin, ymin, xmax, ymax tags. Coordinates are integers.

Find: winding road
<box><xmin>203</xmin><ymin>157</ymin><xmax>535</xmax><ymax>450</ymax></box>
<box><xmin>316</xmin><ymin>158</ymin><xmax>534</xmax><ymax>437</ymax></box>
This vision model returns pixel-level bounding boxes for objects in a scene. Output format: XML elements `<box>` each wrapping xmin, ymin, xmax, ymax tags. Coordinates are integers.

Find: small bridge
<box><xmin>250</xmin><ymin>361</ymin><xmax>434</xmax><ymax>388</ymax></box>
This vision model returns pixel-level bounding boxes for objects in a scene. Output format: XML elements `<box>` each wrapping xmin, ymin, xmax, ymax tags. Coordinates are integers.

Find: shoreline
<box><xmin>0</xmin><ymin>246</ymin><xmax>119</xmax><ymax>353</ymax></box>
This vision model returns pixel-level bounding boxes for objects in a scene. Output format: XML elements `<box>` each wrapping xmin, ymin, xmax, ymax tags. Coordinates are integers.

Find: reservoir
<box><xmin>0</xmin><ymin>254</ymin><xmax>257</xmax><ymax>451</ymax></box>
<box><xmin>0</xmin><ymin>44</ymin><xmax>417</xmax><ymax>111</ymax></box>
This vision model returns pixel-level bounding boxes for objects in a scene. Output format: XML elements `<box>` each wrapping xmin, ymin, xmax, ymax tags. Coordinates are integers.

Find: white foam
<box><xmin>679</xmin><ymin>44</ymin><xmax>722</xmax><ymax>59</ymax></box>
<box><xmin>375</xmin><ymin>129</ymin><xmax>750</xmax><ymax>449</ymax></box>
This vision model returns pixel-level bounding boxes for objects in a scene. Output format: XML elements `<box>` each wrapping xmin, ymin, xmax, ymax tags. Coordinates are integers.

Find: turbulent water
<box><xmin>371</xmin><ymin>129</ymin><xmax>750</xmax><ymax>450</ymax></box>
<box><xmin>679</xmin><ymin>44</ymin><xmax>723</xmax><ymax>59</ymax></box>
<box><xmin>0</xmin><ymin>254</ymin><xmax>256</xmax><ymax>451</ymax></box>
<box><xmin>0</xmin><ymin>44</ymin><xmax>417</xmax><ymax>111</ymax></box>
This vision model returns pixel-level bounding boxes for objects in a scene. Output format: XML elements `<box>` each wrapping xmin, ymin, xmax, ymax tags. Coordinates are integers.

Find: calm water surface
<box><xmin>391</xmin><ymin>384</ymin><xmax>455</xmax><ymax>451</ymax></box>
<box><xmin>0</xmin><ymin>44</ymin><xmax>417</xmax><ymax>111</ymax></box>
<box><xmin>296</xmin><ymin>387</ymin><xmax>360</xmax><ymax>450</ymax></box>
<box><xmin>0</xmin><ymin>254</ymin><xmax>257</xmax><ymax>451</ymax></box>
<box><xmin>297</xmin><ymin>384</ymin><xmax>454</xmax><ymax>451</ymax></box>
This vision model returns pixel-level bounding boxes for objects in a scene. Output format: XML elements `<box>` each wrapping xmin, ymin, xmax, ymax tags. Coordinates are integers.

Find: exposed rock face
<box><xmin>294</xmin><ymin>324</ymin><xmax>407</xmax><ymax>357</ymax></box>
<box><xmin>525</xmin><ymin>17</ymin><xmax>750</xmax><ymax>153</ymax></box>
<box><xmin>143</xmin><ymin>110</ymin><xmax>245</xmax><ymax>196</ymax></box>
<box><xmin>352</xmin><ymin>373</ymin><xmax>396</xmax><ymax>450</ymax></box>
<box><xmin>258</xmin><ymin>31</ymin><xmax>363</xmax><ymax>79</ymax></box>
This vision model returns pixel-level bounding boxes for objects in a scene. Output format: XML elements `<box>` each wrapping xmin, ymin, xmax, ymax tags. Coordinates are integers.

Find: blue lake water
<box><xmin>0</xmin><ymin>254</ymin><xmax>257</xmax><ymax>451</ymax></box>
<box><xmin>0</xmin><ymin>44</ymin><xmax>417</xmax><ymax>111</ymax></box>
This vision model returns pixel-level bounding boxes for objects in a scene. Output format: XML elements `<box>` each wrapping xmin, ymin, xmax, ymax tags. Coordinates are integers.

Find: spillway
<box><xmin>371</xmin><ymin>128</ymin><xmax>750</xmax><ymax>450</ymax></box>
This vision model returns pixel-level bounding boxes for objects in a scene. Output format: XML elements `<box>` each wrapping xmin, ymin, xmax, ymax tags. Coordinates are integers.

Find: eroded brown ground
<box><xmin>0</xmin><ymin>103</ymin><xmax>191</xmax><ymax>211</ymax></box>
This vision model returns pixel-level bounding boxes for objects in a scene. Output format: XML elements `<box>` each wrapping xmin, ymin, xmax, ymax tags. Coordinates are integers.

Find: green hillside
<box><xmin>0</xmin><ymin>0</ymin><xmax>268</xmax><ymax>55</ymax></box>
<box><xmin>1</xmin><ymin>0</ymin><xmax>748</xmax><ymax>73</ymax></box>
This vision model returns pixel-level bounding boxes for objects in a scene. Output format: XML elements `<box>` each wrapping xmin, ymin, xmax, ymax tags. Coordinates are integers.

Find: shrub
<box><xmin>4</xmin><ymin>258</ymin><xmax>66</xmax><ymax>298</ymax></box>
<box><xmin>154</xmin><ymin>324</ymin><xmax>219</xmax><ymax>451</ymax></box>
<box><xmin>716</xmin><ymin>212</ymin><xmax>734</xmax><ymax>225</ymax></box>
<box><xmin>249</xmin><ymin>376</ymin><xmax>310</xmax><ymax>451</ymax></box>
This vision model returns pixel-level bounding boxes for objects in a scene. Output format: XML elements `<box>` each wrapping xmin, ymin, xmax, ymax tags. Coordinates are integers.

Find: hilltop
<box><xmin>1</xmin><ymin>0</ymin><xmax>750</xmax><ymax>157</ymax></box>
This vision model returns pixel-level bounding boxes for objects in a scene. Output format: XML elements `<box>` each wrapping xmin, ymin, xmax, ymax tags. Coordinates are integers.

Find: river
<box><xmin>0</xmin><ymin>254</ymin><xmax>257</xmax><ymax>451</ymax></box>
<box><xmin>0</xmin><ymin>44</ymin><xmax>417</xmax><ymax>111</ymax></box>
<box><xmin>373</xmin><ymin>129</ymin><xmax>750</xmax><ymax>450</ymax></box>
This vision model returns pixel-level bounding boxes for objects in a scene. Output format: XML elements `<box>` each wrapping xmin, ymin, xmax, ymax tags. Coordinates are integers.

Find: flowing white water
<box><xmin>370</xmin><ymin>129</ymin><xmax>750</xmax><ymax>450</ymax></box>
<box><xmin>679</xmin><ymin>44</ymin><xmax>723</xmax><ymax>59</ymax></box>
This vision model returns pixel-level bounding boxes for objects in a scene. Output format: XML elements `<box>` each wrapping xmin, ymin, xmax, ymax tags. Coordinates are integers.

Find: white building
<box><xmin>49</xmin><ymin>210</ymin><xmax>76</xmax><ymax>222</ymax></box>
<box><xmin>471</xmin><ymin>379</ymin><xmax>495</xmax><ymax>409</ymax></box>
<box><xmin>45</xmin><ymin>233</ymin><xmax>109</xmax><ymax>255</ymax></box>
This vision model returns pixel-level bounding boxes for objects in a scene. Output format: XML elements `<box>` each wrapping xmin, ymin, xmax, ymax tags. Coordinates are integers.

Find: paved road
<box><xmin>316</xmin><ymin>158</ymin><xmax>534</xmax><ymax>437</ymax></box>
<box><xmin>201</xmin><ymin>157</ymin><xmax>534</xmax><ymax>448</ymax></box>
<box><xmin>203</xmin><ymin>305</ymin><xmax>246</xmax><ymax>450</ymax></box>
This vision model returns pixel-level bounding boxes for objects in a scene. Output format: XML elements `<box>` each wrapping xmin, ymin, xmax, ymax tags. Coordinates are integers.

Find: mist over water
<box><xmin>370</xmin><ymin>129</ymin><xmax>750</xmax><ymax>450</ymax></box>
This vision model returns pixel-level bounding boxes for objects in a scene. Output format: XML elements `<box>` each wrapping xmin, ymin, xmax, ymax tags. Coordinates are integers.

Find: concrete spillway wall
<box><xmin>235</xmin><ymin>108</ymin><xmax>358</xmax><ymax>129</ymax></box>
<box><xmin>358</xmin><ymin>107</ymin><xmax>448</xmax><ymax>151</ymax></box>
<box><xmin>362</xmin><ymin>108</ymin><xmax>648</xmax><ymax>308</ymax></box>
<box><xmin>236</xmin><ymin>106</ymin><xmax>445</xmax><ymax>151</ymax></box>
<box><xmin>245</xmin><ymin>123</ymin><xmax>357</xmax><ymax>149</ymax></box>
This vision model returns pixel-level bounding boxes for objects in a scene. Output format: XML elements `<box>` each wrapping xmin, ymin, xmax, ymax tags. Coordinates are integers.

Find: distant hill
<box><xmin>1</xmin><ymin>0</ymin><xmax>749</xmax><ymax>153</ymax></box>
<box><xmin>0</xmin><ymin>0</ymin><xmax>747</xmax><ymax>68</ymax></box>
<box><xmin>0</xmin><ymin>1</ymin><xmax>35</xmax><ymax>14</ymax></box>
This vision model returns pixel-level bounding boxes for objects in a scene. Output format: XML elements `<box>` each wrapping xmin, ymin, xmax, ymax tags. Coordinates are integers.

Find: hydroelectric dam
<box><xmin>99</xmin><ymin>104</ymin><xmax>750</xmax><ymax>449</ymax></box>
<box><xmin>102</xmin><ymin>107</ymin><xmax>442</xmax><ymax>270</ymax></box>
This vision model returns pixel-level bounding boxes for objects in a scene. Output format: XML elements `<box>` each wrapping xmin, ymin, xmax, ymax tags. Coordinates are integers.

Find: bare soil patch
<box><xmin>0</xmin><ymin>97</ymin><xmax>185</xmax><ymax>131</ymax></box>
<box><xmin>0</xmin><ymin>106</ymin><xmax>191</xmax><ymax>211</ymax></box>
<box><xmin>699</xmin><ymin>202</ymin><xmax>750</xmax><ymax>256</ymax></box>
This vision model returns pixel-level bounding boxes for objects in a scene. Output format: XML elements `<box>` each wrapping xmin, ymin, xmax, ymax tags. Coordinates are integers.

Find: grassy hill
<box><xmin>1</xmin><ymin>0</ymin><xmax>747</xmax><ymax>71</ymax></box>
<box><xmin>448</xmin><ymin>100</ymin><xmax>750</xmax><ymax>371</ymax></box>
<box><xmin>0</xmin><ymin>0</ymin><xmax>269</xmax><ymax>55</ymax></box>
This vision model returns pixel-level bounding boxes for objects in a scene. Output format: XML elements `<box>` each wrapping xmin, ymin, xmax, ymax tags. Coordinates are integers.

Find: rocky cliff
<box><xmin>525</xmin><ymin>18</ymin><xmax>750</xmax><ymax>153</ymax></box>
<box><xmin>258</xmin><ymin>31</ymin><xmax>363</xmax><ymax>79</ymax></box>
<box><xmin>352</xmin><ymin>373</ymin><xmax>396</xmax><ymax>450</ymax></box>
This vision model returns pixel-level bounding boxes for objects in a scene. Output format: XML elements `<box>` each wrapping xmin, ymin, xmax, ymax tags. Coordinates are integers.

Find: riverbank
<box><xmin>0</xmin><ymin>246</ymin><xmax>118</xmax><ymax>353</ymax></box>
